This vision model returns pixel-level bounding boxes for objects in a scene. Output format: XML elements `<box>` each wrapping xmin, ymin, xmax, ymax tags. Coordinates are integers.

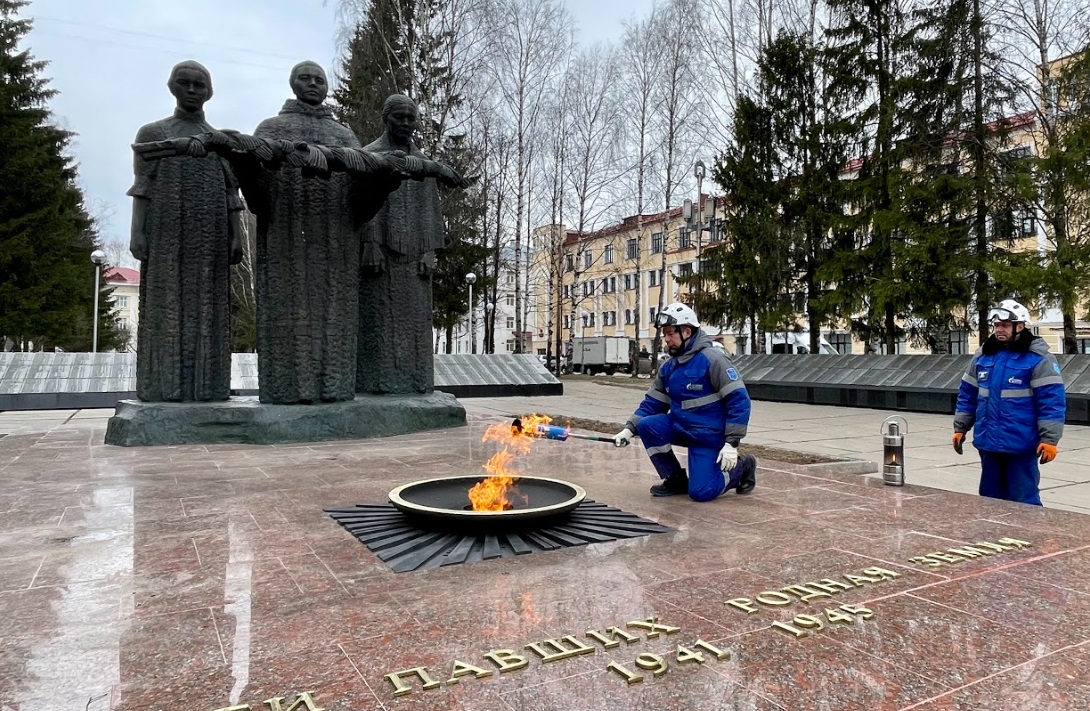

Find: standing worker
<box><xmin>952</xmin><ymin>299</ymin><xmax>1066</xmax><ymax>505</ymax></box>
<box><xmin>613</xmin><ymin>303</ymin><xmax>757</xmax><ymax>500</ymax></box>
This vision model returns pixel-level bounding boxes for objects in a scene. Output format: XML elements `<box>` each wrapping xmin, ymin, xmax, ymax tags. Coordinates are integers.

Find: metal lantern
<box><xmin>881</xmin><ymin>415</ymin><xmax>908</xmax><ymax>486</ymax></box>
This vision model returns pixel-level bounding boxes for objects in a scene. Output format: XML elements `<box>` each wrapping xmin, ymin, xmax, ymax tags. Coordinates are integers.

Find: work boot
<box><xmin>650</xmin><ymin>470</ymin><xmax>689</xmax><ymax>497</ymax></box>
<box><xmin>736</xmin><ymin>454</ymin><xmax>757</xmax><ymax>495</ymax></box>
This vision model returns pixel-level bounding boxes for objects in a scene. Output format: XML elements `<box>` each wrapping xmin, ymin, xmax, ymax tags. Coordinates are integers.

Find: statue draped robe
<box><xmin>238</xmin><ymin>100</ymin><xmax>386</xmax><ymax>404</ymax></box>
<box><xmin>128</xmin><ymin>109</ymin><xmax>240</xmax><ymax>402</ymax></box>
<box><xmin>357</xmin><ymin>135</ymin><xmax>446</xmax><ymax>394</ymax></box>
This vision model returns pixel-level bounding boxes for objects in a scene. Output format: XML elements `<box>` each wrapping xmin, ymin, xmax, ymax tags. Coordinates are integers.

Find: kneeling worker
<box><xmin>613</xmin><ymin>303</ymin><xmax>757</xmax><ymax>500</ymax></box>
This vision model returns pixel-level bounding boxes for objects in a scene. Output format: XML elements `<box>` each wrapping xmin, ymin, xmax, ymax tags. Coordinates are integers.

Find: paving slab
<box><xmin>1</xmin><ymin>386</ymin><xmax>1089</xmax><ymax>710</ymax></box>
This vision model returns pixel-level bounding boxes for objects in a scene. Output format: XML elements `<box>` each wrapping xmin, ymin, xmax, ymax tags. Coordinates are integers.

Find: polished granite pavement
<box><xmin>2</xmin><ymin>413</ymin><xmax>1089</xmax><ymax>711</ymax></box>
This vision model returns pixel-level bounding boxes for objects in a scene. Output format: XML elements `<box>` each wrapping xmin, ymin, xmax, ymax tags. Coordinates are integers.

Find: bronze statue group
<box><xmin>130</xmin><ymin>60</ymin><xmax>471</xmax><ymax>406</ymax></box>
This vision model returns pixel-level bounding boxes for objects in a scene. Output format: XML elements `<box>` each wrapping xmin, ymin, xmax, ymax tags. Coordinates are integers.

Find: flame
<box><xmin>468</xmin><ymin>414</ymin><xmax>552</xmax><ymax>511</ymax></box>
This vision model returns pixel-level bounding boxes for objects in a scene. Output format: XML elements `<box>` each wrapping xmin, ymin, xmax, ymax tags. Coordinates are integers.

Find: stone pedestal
<box><xmin>104</xmin><ymin>392</ymin><xmax>466</xmax><ymax>447</ymax></box>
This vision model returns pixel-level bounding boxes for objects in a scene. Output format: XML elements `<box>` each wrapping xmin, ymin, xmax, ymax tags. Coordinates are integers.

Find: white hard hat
<box><xmin>655</xmin><ymin>302</ymin><xmax>700</xmax><ymax>329</ymax></box>
<box><xmin>989</xmin><ymin>299</ymin><xmax>1031</xmax><ymax>324</ymax></box>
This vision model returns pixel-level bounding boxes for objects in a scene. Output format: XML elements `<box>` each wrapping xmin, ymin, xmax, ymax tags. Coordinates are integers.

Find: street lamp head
<box><xmin>694</xmin><ymin>160</ymin><xmax>706</xmax><ymax>181</ymax></box>
<box><xmin>465</xmin><ymin>272</ymin><xmax>477</xmax><ymax>285</ymax></box>
<box><xmin>90</xmin><ymin>249</ymin><xmax>107</xmax><ymax>266</ymax></box>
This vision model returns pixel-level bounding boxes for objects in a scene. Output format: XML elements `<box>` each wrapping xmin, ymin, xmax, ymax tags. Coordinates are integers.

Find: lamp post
<box><xmin>90</xmin><ymin>249</ymin><xmax>107</xmax><ymax>353</ymax></box>
<box><xmin>465</xmin><ymin>272</ymin><xmax>477</xmax><ymax>354</ymax></box>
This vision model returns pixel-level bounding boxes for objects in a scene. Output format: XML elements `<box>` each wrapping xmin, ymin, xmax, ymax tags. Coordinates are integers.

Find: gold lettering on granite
<box><xmin>607</xmin><ymin>660</ymin><xmax>644</xmax><ymax>684</ymax></box>
<box><xmin>585</xmin><ymin>627</ymin><xmax>640</xmax><ymax>648</ymax></box>
<box><xmin>946</xmin><ymin>546</ymin><xmax>987</xmax><ymax>559</ymax></box>
<box><xmin>384</xmin><ymin>667</ymin><xmax>442</xmax><ymax>696</ymax></box>
<box><xmin>635</xmin><ymin>653</ymin><xmax>668</xmax><ymax>677</ymax></box>
<box><xmin>727</xmin><ymin>568</ymin><xmax>898</xmax><ymax>615</ymax></box>
<box><xmin>814</xmin><ymin>578</ymin><xmax>856</xmax><ymax>593</ymax></box>
<box><xmin>525</xmin><ymin>636</ymin><xmax>596</xmax><ymax>663</ymax></box>
<box><xmin>445</xmin><ymin>660</ymin><xmax>494</xmax><ymax>685</ymax></box>
<box><xmin>791</xmin><ymin>613</ymin><xmax>826</xmax><ymax>632</ymax></box>
<box><xmin>771</xmin><ymin>604</ymin><xmax>876</xmax><ymax>640</ymax></box>
<box><xmin>755</xmin><ymin>591</ymin><xmax>794</xmax><ymax>607</ymax></box>
<box><xmin>782</xmin><ymin>584</ymin><xmax>833</xmax><ymax>602</ymax></box>
<box><xmin>692</xmin><ymin>639</ymin><xmax>730</xmax><ymax>660</ymax></box>
<box><xmin>626</xmin><ymin>617</ymin><xmax>681</xmax><ymax>639</ymax></box>
<box><xmin>674</xmin><ymin>644</ymin><xmax>706</xmax><ymax>665</ymax></box>
<box><xmin>262</xmin><ymin>693</ymin><xmax>324</xmax><ymax>711</ymax></box>
<box><xmin>726</xmin><ymin>597</ymin><xmax>759</xmax><ymax>614</ymax></box>
<box><xmin>483</xmin><ymin>649</ymin><xmax>530</xmax><ymax>673</ymax></box>
<box><xmin>210</xmin><ymin>705</ymin><xmax>252</xmax><ymax>711</ymax></box>
<box><xmin>823</xmin><ymin>607</ymin><xmax>857</xmax><ymax>625</ymax></box>
<box><xmin>910</xmin><ymin>539</ymin><xmax>1033</xmax><ymax>568</ymax></box>
<box><xmin>971</xmin><ymin>541</ymin><xmax>1012</xmax><ymax>553</ymax></box>
<box><xmin>771</xmin><ymin>620</ymin><xmax>808</xmax><ymax>639</ymax></box>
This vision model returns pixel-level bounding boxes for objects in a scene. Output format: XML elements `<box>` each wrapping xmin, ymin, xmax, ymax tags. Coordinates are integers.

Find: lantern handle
<box><xmin>880</xmin><ymin>415</ymin><xmax>908</xmax><ymax>435</ymax></box>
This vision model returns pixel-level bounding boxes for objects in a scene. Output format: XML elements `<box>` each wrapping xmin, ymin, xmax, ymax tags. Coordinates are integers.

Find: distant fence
<box><xmin>733</xmin><ymin>353</ymin><xmax>1090</xmax><ymax>426</ymax></box>
<box><xmin>0</xmin><ymin>353</ymin><xmax>561</xmax><ymax>411</ymax></box>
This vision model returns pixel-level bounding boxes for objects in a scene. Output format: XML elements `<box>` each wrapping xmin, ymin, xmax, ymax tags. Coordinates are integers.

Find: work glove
<box><xmin>717</xmin><ymin>443</ymin><xmax>739</xmax><ymax>472</ymax></box>
<box><xmin>952</xmin><ymin>432</ymin><xmax>965</xmax><ymax>455</ymax></box>
<box><xmin>613</xmin><ymin>427</ymin><xmax>634</xmax><ymax>447</ymax></box>
<box><xmin>1037</xmin><ymin>443</ymin><xmax>1058</xmax><ymax>464</ymax></box>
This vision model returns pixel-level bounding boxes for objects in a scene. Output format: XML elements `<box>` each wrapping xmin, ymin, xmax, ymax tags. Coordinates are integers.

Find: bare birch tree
<box><xmin>488</xmin><ymin>0</ymin><xmax>573</xmax><ymax>353</ymax></box>
<box><xmin>621</xmin><ymin>10</ymin><xmax>665</xmax><ymax>374</ymax></box>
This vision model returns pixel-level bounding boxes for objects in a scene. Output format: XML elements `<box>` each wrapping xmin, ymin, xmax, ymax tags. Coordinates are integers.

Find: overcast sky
<box><xmin>20</xmin><ymin>0</ymin><xmax>653</xmax><ymax>255</ymax></box>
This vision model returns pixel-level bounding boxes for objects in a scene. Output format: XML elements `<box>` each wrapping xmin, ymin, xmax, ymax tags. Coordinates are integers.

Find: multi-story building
<box><xmin>105</xmin><ymin>266</ymin><xmax>140</xmax><ymax>352</ymax></box>
<box><xmin>529</xmin><ymin>198</ymin><xmax>733</xmax><ymax>359</ymax></box>
<box><xmin>436</xmin><ymin>266</ymin><xmax>527</xmax><ymax>355</ymax></box>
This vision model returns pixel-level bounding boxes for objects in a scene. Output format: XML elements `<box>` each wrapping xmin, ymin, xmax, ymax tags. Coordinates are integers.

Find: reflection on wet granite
<box><xmin>1</xmin><ymin>416</ymin><xmax>1089</xmax><ymax>710</ymax></box>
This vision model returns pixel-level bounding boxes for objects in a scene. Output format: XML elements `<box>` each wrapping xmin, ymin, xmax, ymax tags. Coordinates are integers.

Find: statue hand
<box><xmin>183</xmin><ymin>138</ymin><xmax>208</xmax><ymax>158</ymax></box>
<box><xmin>385</xmin><ymin>153</ymin><xmax>411</xmax><ymax>178</ymax></box>
<box><xmin>418</xmin><ymin>251</ymin><xmax>437</xmax><ymax>276</ymax></box>
<box><xmin>130</xmin><ymin>232</ymin><xmax>148</xmax><ymax>262</ymax></box>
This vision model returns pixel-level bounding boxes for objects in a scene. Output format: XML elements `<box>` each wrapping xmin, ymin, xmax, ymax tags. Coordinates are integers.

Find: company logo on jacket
<box><xmin>685</xmin><ymin>383</ymin><xmax>703</xmax><ymax>391</ymax></box>
<box><xmin>977</xmin><ymin>370</ymin><xmax>988</xmax><ymax>381</ymax></box>
<box><xmin>1008</xmin><ymin>377</ymin><xmax>1023</xmax><ymax>386</ymax></box>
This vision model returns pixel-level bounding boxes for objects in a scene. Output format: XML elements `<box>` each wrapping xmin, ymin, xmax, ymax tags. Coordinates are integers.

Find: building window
<box><xmin>505</xmin><ymin>339</ymin><xmax>515</xmax><ymax>352</ymax></box>
<box><xmin>583</xmin><ymin>250</ymin><xmax>593</xmax><ymax>269</ymax></box>
<box><xmin>115</xmin><ymin>296</ymin><xmax>129</xmax><ymax>309</ymax></box>
<box><xmin>506</xmin><ymin>317</ymin><xmax>515</xmax><ymax>329</ymax></box>
<box><xmin>566</xmin><ymin>254</ymin><xmax>574</xmax><ymax>272</ymax></box>
<box><xmin>678</xmin><ymin>227</ymin><xmax>692</xmax><ymax>249</ymax></box>
<box><xmin>563</xmin><ymin>315</ymin><xmax>570</xmax><ymax>330</ymax></box>
<box><xmin>678</xmin><ymin>263</ymin><xmax>693</xmax><ymax>278</ymax></box>
<box><xmin>624</xmin><ymin>274</ymin><xmax>632</xmax><ymax>291</ymax></box>
<box><xmin>648</xmin><ymin>269</ymin><xmax>659</xmax><ymax>287</ymax></box>
<box><xmin>946</xmin><ymin>329</ymin><xmax>969</xmax><ymax>355</ymax></box>
<box><xmin>582</xmin><ymin>314</ymin><xmax>589</xmax><ymax>328</ymax></box>
<box><xmin>118</xmin><ymin>318</ymin><xmax>128</xmax><ymax>329</ymax></box>
<box><xmin>505</xmin><ymin>273</ymin><xmax>514</xmax><ymax>285</ymax></box>
<box><xmin>506</xmin><ymin>294</ymin><xmax>515</xmax><ymax>307</ymax></box>
<box><xmin>626</xmin><ymin>238</ymin><xmax>637</xmax><ymax>260</ymax></box>
<box><xmin>827</xmin><ymin>332</ymin><xmax>852</xmax><ymax>355</ymax></box>
<box><xmin>709</xmin><ymin>218</ymin><xmax>724</xmax><ymax>243</ymax></box>
<box><xmin>604</xmin><ymin>243</ymin><xmax>614</xmax><ymax>264</ymax></box>
<box><xmin>1077</xmin><ymin>338</ymin><xmax>1090</xmax><ymax>354</ymax></box>
<box><xmin>625</xmin><ymin>309</ymin><xmax>632</xmax><ymax>324</ymax></box>
<box><xmin>649</xmin><ymin>308</ymin><xmax>657</xmax><ymax>324</ymax></box>
<box><xmin>651</xmin><ymin>232</ymin><xmax>663</xmax><ymax>254</ymax></box>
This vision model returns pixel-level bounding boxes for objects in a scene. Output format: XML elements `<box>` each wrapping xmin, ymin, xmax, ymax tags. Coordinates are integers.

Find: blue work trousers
<box><xmin>636</xmin><ymin>413</ymin><xmax>742</xmax><ymax>501</ymax></box>
<box><xmin>978</xmin><ymin>450</ymin><xmax>1042</xmax><ymax>506</ymax></box>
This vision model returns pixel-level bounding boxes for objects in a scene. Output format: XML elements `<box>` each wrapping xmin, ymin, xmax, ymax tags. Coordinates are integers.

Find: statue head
<box><xmin>168</xmin><ymin>60</ymin><xmax>212</xmax><ymax>113</ymax></box>
<box><xmin>290</xmin><ymin>61</ymin><xmax>328</xmax><ymax>105</ymax></box>
<box><xmin>382</xmin><ymin>94</ymin><xmax>418</xmax><ymax>146</ymax></box>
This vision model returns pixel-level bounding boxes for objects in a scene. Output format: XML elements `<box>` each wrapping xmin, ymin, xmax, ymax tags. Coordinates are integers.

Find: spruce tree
<box><xmin>333</xmin><ymin>0</ymin><xmax>488</xmax><ymax>345</ymax></box>
<box><xmin>0</xmin><ymin>0</ymin><xmax>122</xmax><ymax>352</ymax></box>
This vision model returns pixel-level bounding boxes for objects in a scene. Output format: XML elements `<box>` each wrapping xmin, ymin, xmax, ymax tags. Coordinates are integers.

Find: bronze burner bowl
<box><xmin>388</xmin><ymin>475</ymin><xmax>587</xmax><ymax>531</ymax></box>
